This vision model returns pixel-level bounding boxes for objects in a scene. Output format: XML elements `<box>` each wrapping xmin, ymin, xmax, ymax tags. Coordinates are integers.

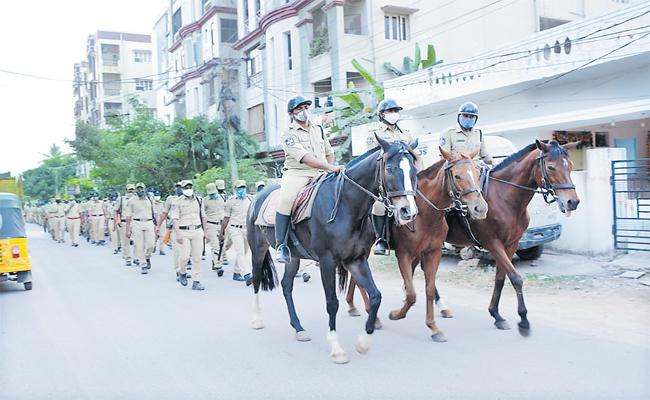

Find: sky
<box><xmin>0</xmin><ymin>0</ymin><xmax>168</xmax><ymax>175</ymax></box>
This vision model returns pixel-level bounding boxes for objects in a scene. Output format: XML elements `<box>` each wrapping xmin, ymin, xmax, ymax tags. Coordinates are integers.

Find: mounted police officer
<box><xmin>440</xmin><ymin>102</ymin><xmax>492</xmax><ymax>165</ymax></box>
<box><xmin>275</xmin><ymin>95</ymin><xmax>342</xmax><ymax>264</ymax></box>
<box><xmin>366</xmin><ymin>98</ymin><xmax>420</xmax><ymax>256</ymax></box>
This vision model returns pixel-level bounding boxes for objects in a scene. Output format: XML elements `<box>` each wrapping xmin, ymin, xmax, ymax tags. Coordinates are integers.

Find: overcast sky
<box><xmin>0</xmin><ymin>0</ymin><xmax>168</xmax><ymax>175</ymax></box>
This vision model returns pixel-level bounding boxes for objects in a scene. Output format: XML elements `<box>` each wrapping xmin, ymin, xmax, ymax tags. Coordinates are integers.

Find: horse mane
<box><xmin>417</xmin><ymin>152</ymin><xmax>474</xmax><ymax>180</ymax></box>
<box><xmin>345</xmin><ymin>146</ymin><xmax>380</xmax><ymax>169</ymax></box>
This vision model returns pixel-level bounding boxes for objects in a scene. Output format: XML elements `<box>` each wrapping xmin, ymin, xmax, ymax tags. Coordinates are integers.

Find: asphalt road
<box><xmin>1</xmin><ymin>225</ymin><xmax>648</xmax><ymax>400</ymax></box>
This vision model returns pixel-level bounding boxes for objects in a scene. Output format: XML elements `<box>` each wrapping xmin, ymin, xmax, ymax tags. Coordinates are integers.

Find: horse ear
<box><xmin>375</xmin><ymin>133</ymin><xmax>390</xmax><ymax>152</ymax></box>
<box><xmin>468</xmin><ymin>147</ymin><xmax>480</xmax><ymax>160</ymax></box>
<box><xmin>439</xmin><ymin>146</ymin><xmax>452</xmax><ymax>161</ymax></box>
<box><xmin>562</xmin><ymin>141</ymin><xmax>580</xmax><ymax>150</ymax></box>
<box><xmin>409</xmin><ymin>138</ymin><xmax>419</xmax><ymax>150</ymax></box>
<box><xmin>536</xmin><ymin>139</ymin><xmax>549</xmax><ymax>152</ymax></box>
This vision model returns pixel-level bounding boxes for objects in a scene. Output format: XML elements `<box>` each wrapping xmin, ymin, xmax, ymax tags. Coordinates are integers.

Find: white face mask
<box><xmin>383</xmin><ymin>112</ymin><xmax>400</xmax><ymax>125</ymax></box>
<box><xmin>183</xmin><ymin>188</ymin><xmax>194</xmax><ymax>197</ymax></box>
<box><xmin>293</xmin><ymin>109</ymin><xmax>309</xmax><ymax>122</ymax></box>
<box><xmin>154</xmin><ymin>196</ymin><xmax>161</xmax><ymax>201</ymax></box>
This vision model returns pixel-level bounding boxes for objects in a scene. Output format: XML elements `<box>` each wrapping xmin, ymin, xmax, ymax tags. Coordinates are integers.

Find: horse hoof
<box><xmin>331</xmin><ymin>352</ymin><xmax>349</xmax><ymax>364</ymax></box>
<box><xmin>388</xmin><ymin>310</ymin><xmax>403</xmax><ymax>320</ymax></box>
<box><xmin>295</xmin><ymin>330</ymin><xmax>311</xmax><ymax>342</ymax></box>
<box><xmin>518</xmin><ymin>321</ymin><xmax>531</xmax><ymax>336</ymax></box>
<box><xmin>355</xmin><ymin>334</ymin><xmax>371</xmax><ymax>354</ymax></box>
<box><xmin>251</xmin><ymin>319</ymin><xmax>265</xmax><ymax>330</ymax></box>
<box><xmin>374</xmin><ymin>318</ymin><xmax>383</xmax><ymax>330</ymax></box>
<box><xmin>431</xmin><ymin>332</ymin><xmax>448</xmax><ymax>343</ymax></box>
<box><xmin>495</xmin><ymin>320</ymin><xmax>510</xmax><ymax>330</ymax></box>
<box><xmin>440</xmin><ymin>309</ymin><xmax>454</xmax><ymax>318</ymax></box>
<box><xmin>348</xmin><ymin>308</ymin><xmax>361</xmax><ymax>317</ymax></box>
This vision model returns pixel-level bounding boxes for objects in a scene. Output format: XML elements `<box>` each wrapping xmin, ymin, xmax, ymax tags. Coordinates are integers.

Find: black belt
<box><xmin>133</xmin><ymin>218</ymin><xmax>152</xmax><ymax>222</ymax></box>
<box><xmin>207</xmin><ymin>220</ymin><xmax>221</xmax><ymax>225</ymax></box>
<box><xmin>179</xmin><ymin>224</ymin><xmax>202</xmax><ymax>230</ymax></box>
<box><xmin>121</xmin><ymin>219</ymin><xmax>126</xmax><ymax>223</ymax></box>
<box><xmin>91</xmin><ymin>214</ymin><xmax>103</xmax><ymax>217</ymax></box>
<box><xmin>230</xmin><ymin>224</ymin><xmax>245</xmax><ymax>229</ymax></box>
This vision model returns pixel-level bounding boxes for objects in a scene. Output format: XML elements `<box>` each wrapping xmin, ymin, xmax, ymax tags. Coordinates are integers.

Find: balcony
<box><xmin>385</xmin><ymin>2</ymin><xmax>650</xmax><ymax>112</ymax></box>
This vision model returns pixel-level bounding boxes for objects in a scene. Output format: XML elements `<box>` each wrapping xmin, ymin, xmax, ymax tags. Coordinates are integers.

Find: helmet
<box><xmin>377</xmin><ymin>99</ymin><xmax>403</xmax><ymax>114</ymax></box>
<box><xmin>457</xmin><ymin>102</ymin><xmax>479</xmax><ymax>117</ymax></box>
<box><xmin>215</xmin><ymin>179</ymin><xmax>225</xmax><ymax>190</ymax></box>
<box><xmin>287</xmin><ymin>95</ymin><xmax>312</xmax><ymax>113</ymax></box>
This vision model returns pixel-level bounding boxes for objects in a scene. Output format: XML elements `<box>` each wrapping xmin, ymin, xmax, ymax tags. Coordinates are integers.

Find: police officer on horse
<box><xmin>440</xmin><ymin>101</ymin><xmax>493</xmax><ymax>165</ymax></box>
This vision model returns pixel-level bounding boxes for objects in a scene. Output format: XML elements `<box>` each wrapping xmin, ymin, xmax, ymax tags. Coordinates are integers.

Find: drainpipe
<box><xmin>369</xmin><ymin>0</ymin><xmax>377</xmax><ymax>79</ymax></box>
<box><xmin>533</xmin><ymin>0</ymin><xmax>540</xmax><ymax>32</ymax></box>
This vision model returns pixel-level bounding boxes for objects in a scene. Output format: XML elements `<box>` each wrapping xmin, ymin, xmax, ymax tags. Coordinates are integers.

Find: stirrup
<box><xmin>276</xmin><ymin>244</ymin><xmax>291</xmax><ymax>263</ymax></box>
<box><xmin>374</xmin><ymin>239</ymin><xmax>389</xmax><ymax>256</ymax></box>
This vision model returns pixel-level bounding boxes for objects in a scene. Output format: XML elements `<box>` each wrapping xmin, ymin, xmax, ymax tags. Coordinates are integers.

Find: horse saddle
<box><xmin>255</xmin><ymin>173</ymin><xmax>328</xmax><ymax>227</ymax></box>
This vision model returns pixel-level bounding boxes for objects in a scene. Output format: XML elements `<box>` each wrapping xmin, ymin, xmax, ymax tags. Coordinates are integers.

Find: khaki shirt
<box><xmin>65</xmin><ymin>202</ymin><xmax>81</xmax><ymax>218</ymax></box>
<box><xmin>55</xmin><ymin>203</ymin><xmax>66</xmax><ymax>217</ymax></box>
<box><xmin>202</xmin><ymin>196</ymin><xmax>225</xmax><ymax>222</ymax></box>
<box><xmin>47</xmin><ymin>203</ymin><xmax>58</xmax><ymax>215</ymax></box>
<box><xmin>87</xmin><ymin>200</ymin><xmax>104</xmax><ymax>216</ymax></box>
<box><xmin>125</xmin><ymin>197</ymin><xmax>154</xmax><ymax>220</ymax></box>
<box><xmin>439</xmin><ymin>126</ymin><xmax>489</xmax><ymax>160</ymax></box>
<box><xmin>281</xmin><ymin>121</ymin><xmax>334</xmax><ymax>177</ymax></box>
<box><xmin>163</xmin><ymin>195</ymin><xmax>177</xmax><ymax>214</ymax></box>
<box><xmin>115</xmin><ymin>196</ymin><xmax>131</xmax><ymax>219</ymax></box>
<box><xmin>153</xmin><ymin>200</ymin><xmax>164</xmax><ymax>219</ymax></box>
<box><xmin>169</xmin><ymin>196</ymin><xmax>202</xmax><ymax>226</ymax></box>
<box><xmin>366</xmin><ymin>124</ymin><xmax>413</xmax><ymax>151</ymax></box>
<box><xmin>224</xmin><ymin>196</ymin><xmax>252</xmax><ymax>226</ymax></box>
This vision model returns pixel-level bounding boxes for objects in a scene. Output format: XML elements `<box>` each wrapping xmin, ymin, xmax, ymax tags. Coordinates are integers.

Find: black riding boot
<box><xmin>372</xmin><ymin>214</ymin><xmax>389</xmax><ymax>256</ymax></box>
<box><xmin>275</xmin><ymin>213</ymin><xmax>291</xmax><ymax>263</ymax></box>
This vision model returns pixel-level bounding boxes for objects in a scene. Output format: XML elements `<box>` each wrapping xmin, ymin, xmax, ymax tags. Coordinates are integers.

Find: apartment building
<box><xmin>74</xmin><ymin>31</ymin><xmax>156</xmax><ymax>128</ymax></box>
<box><xmin>152</xmin><ymin>0</ymin><xmax>239</xmax><ymax>123</ymax></box>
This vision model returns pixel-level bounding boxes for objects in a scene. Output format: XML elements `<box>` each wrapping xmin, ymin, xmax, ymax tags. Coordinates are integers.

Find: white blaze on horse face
<box><xmin>399</xmin><ymin>157</ymin><xmax>417</xmax><ymax>215</ymax></box>
<box><xmin>466</xmin><ymin>169</ymin><xmax>477</xmax><ymax>189</ymax></box>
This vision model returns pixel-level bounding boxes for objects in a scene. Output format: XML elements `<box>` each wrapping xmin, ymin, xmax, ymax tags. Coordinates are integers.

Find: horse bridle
<box><xmin>417</xmin><ymin>158</ymin><xmax>483</xmax><ymax>215</ymax></box>
<box><xmin>488</xmin><ymin>150</ymin><xmax>575</xmax><ymax>204</ymax></box>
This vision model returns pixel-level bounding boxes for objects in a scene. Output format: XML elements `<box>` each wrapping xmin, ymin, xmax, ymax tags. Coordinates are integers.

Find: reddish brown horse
<box><xmin>348</xmin><ymin>140</ymin><xmax>580</xmax><ymax>337</ymax></box>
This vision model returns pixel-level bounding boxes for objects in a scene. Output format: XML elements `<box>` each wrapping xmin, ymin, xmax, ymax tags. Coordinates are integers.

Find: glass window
<box><xmin>133</xmin><ymin>50</ymin><xmax>152</xmax><ymax>63</ymax></box>
<box><xmin>220</xmin><ymin>18</ymin><xmax>238</xmax><ymax>43</ymax></box>
<box><xmin>285</xmin><ymin>31</ymin><xmax>292</xmax><ymax>71</ymax></box>
<box><xmin>135</xmin><ymin>79</ymin><xmax>153</xmax><ymax>91</ymax></box>
<box><xmin>384</xmin><ymin>13</ymin><xmax>408</xmax><ymax>41</ymax></box>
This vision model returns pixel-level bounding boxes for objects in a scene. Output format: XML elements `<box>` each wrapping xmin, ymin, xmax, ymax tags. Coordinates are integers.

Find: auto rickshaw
<box><xmin>0</xmin><ymin>192</ymin><xmax>32</xmax><ymax>290</ymax></box>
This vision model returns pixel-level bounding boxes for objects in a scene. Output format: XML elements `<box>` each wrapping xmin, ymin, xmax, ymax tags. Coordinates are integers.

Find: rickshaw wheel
<box><xmin>24</xmin><ymin>282</ymin><xmax>33</xmax><ymax>291</ymax></box>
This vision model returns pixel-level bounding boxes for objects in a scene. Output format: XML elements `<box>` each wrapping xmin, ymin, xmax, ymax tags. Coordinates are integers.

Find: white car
<box><xmin>415</xmin><ymin>134</ymin><xmax>561</xmax><ymax>260</ymax></box>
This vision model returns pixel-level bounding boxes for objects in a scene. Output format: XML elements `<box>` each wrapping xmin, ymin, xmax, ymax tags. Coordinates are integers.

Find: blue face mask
<box><xmin>458</xmin><ymin>115</ymin><xmax>477</xmax><ymax>130</ymax></box>
<box><xmin>236</xmin><ymin>187</ymin><xmax>246</xmax><ymax>199</ymax></box>
<box><xmin>209</xmin><ymin>193</ymin><xmax>218</xmax><ymax>200</ymax></box>
<box><xmin>175</xmin><ymin>187</ymin><xmax>183</xmax><ymax>196</ymax></box>
<box><xmin>136</xmin><ymin>190</ymin><xmax>145</xmax><ymax>197</ymax></box>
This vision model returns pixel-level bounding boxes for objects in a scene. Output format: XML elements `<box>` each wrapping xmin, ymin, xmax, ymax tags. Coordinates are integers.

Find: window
<box><xmin>202</xmin><ymin>0</ymin><xmax>211</xmax><ymax>14</ymax></box>
<box><xmin>172</xmin><ymin>9</ymin><xmax>182</xmax><ymax>36</ymax></box>
<box><xmin>285</xmin><ymin>31</ymin><xmax>293</xmax><ymax>71</ymax></box>
<box><xmin>384</xmin><ymin>14</ymin><xmax>408</xmax><ymax>41</ymax></box>
<box><xmin>210</xmin><ymin>22</ymin><xmax>215</xmax><ymax>45</ymax></box>
<box><xmin>220</xmin><ymin>18</ymin><xmax>237</xmax><ymax>43</ymax></box>
<box><xmin>246</xmin><ymin>48</ymin><xmax>263</xmax><ymax>87</ymax></box>
<box><xmin>135</xmin><ymin>79</ymin><xmax>153</xmax><ymax>91</ymax></box>
<box><xmin>133</xmin><ymin>50</ymin><xmax>152</xmax><ymax>63</ymax></box>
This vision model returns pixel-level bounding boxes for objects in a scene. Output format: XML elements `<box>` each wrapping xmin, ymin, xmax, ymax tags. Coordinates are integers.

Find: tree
<box><xmin>194</xmin><ymin>159</ymin><xmax>268</xmax><ymax>196</ymax></box>
<box><xmin>22</xmin><ymin>151</ymin><xmax>77</xmax><ymax>200</ymax></box>
<box><xmin>383</xmin><ymin>43</ymin><xmax>443</xmax><ymax>76</ymax></box>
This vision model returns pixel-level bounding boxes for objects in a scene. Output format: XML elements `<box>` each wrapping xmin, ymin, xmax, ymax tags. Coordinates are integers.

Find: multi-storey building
<box><xmin>153</xmin><ymin>0</ymin><xmax>239</xmax><ymax>123</ymax></box>
<box><xmin>75</xmin><ymin>31</ymin><xmax>156</xmax><ymax>128</ymax></box>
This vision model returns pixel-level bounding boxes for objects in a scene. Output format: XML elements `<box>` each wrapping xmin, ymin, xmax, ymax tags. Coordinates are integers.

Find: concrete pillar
<box><xmin>323</xmin><ymin>1</ymin><xmax>346</xmax><ymax>92</ymax></box>
<box><xmin>296</xmin><ymin>17</ymin><xmax>313</xmax><ymax>95</ymax></box>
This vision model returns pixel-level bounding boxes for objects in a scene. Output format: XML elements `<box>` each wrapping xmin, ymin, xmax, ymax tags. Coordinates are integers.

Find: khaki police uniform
<box><xmin>106</xmin><ymin>200</ymin><xmax>120</xmax><ymax>251</ymax></box>
<box><xmin>65</xmin><ymin>202</ymin><xmax>81</xmax><ymax>245</ymax></box>
<box><xmin>223</xmin><ymin>195</ymin><xmax>252</xmax><ymax>276</ymax></box>
<box><xmin>201</xmin><ymin>195</ymin><xmax>225</xmax><ymax>267</ymax></box>
<box><xmin>366</xmin><ymin>124</ymin><xmax>413</xmax><ymax>217</ymax></box>
<box><xmin>46</xmin><ymin>203</ymin><xmax>57</xmax><ymax>239</ymax></box>
<box><xmin>87</xmin><ymin>200</ymin><xmax>104</xmax><ymax>242</ymax></box>
<box><xmin>439</xmin><ymin>126</ymin><xmax>489</xmax><ymax>161</ymax></box>
<box><xmin>115</xmin><ymin>195</ymin><xmax>133</xmax><ymax>261</ymax></box>
<box><xmin>153</xmin><ymin>198</ymin><xmax>165</xmax><ymax>252</ymax></box>
<box><xmin>125</xmin><ymin>197</ymin><xmax>156</xmax><ymax>265</ymax></box>
<box><xmin>54</xmin><ymin>203</ymin><xmax>66</xmax><ymax>242</ymax></box>
<box><xmin>278</xmin><ymin>121</ymin><xmax>334</xmax><ymax>215</ymax></box>
<box><xmin>170</xmin><ymin>196</ymin><xmax>204</xmax><ymax>281</ymax></box>
<box><xmin>163</xmin><ymin>194</ymin><xmax>180</xmax><ymax>272</ymax></box>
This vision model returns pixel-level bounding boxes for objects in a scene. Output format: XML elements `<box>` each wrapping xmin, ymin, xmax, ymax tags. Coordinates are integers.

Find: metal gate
<box><xmin>611</xmin><ymin>158</ymin><xmax>650</xmax><ymax>251</ymax></box>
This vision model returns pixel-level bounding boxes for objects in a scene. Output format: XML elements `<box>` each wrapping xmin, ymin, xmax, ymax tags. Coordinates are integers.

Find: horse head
<box><xmin>376</xmin><ymin>134</ymin><xmax>419</xmax><ymax>225</ymax></box>
<box><xmin>439</xmin><ymin>147</ymin><xmax>488</xmax><ymax>220</ymax></box>
<box><xmin>535</xmin><ymin>140</ymin><xmax>580</xmax><ymax>215</ymax></box>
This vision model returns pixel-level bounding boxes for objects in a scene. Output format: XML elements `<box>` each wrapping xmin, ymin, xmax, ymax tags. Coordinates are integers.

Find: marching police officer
<box><xmin>125</xmin><ymin>183</ymin><xmax>156</xmax><ymax>274</ymax></box>
<box><xmin>53</xmin><ymin>197</ymin><xmax>66</xmax><ymax>243</ymax></box>
<box><xmin>170</xmin><ymin>180</ymin><xmax>206</xmax><ymax>290</ymax></box>
<box><xmin>439</xmin><ymin>101</ymin><xmax>492</xmax><ymax>164</ymax></box>
<box><xmin>255</xmin><ymin>180</ymin><xmax>266</xmax><ymax>192</ymax></box>
<box><xmin>115</xmin><ymin>184</ymin><xmax>136</xmax><ymax>266</ymax></box>
<box><xmin>275</xmin><ymin>95</ymin><xmax>342</xmax><ymax>263</ymax></box>
<box><xmin>202</xmin><ymin>182</ymin><xmax>225</xmax><ymax>276</ymax></box>
<box><xmin>220</xmin><ymin>180</ymin><xmax>252</xmax><ymax>281</ymax></box>
<box><xmin>152</xmin><ymin>189</ymin><xmax>166</xmax><ymax>255</ymax></box>
<box><xmin>65</xmin><ymin>195</ymin><xmax>81</xmax><ymax>247</ymax></box>
<box><xmin>87</xmin><ymin>191</ymin><xmax>105</xmax><ymax>245</ymax></box>
<box><xmin>366</xmin><ymin>98</ymin><xmax>420</xmax><ymax>256</ymax></box>
<box><xmin>156</xmin><ymin>182</ymin><xmax>183</xmax><ymax>275</ymax></box>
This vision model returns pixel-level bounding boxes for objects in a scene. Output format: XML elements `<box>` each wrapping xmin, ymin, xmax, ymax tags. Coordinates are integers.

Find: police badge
<box><xmin>284</xmin><ymin>137</ymin><xmax>295</xmax><ymax>147</ymax></box>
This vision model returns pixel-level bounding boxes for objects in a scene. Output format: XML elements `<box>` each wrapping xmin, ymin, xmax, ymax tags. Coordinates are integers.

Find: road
<box><xmin>1</xmin><ymin>225</ymin><xmax>648</xmax><ymax>400</ymax></box>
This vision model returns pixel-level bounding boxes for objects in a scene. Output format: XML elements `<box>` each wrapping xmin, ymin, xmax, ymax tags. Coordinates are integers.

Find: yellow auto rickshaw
<box><xmin>0</xmin><ymin>192</ymin><xmax>32</xmax><ymax>290</ymax></box>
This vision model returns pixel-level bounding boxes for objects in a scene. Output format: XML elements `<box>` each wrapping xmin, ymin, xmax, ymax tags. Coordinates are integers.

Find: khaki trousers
<box><xmin>117</xmin><ymin>222</ymin><xmax>132</xmax><ymax>260</ymax></box>
<box><xmin>47</xmin><ymin>217</ymin><xmax>56</xmax><ymax>238</ymax></box>
<box><xmin>227</xmin><ymin>225</ymin><xmax>251</xmax><ymax>275</ymax></box>
<box><xmin>67</xmin><ymin>218</ymin><xmax>80</xmax><ymax>245</ymax></box>
<box><xmin>54</xmin><ymin>217</ymin><xmax>64</xmax><ymax>242</ymax></box>
<box><xmin>171</xmin><ymin>228</ymin><xmax>181</xmax><ymax>273</ymax></box>
<box><xmin>277</xmin><ymin>174</ymin><xmax>312</xmax><ymax>215</ymax></box>
<box><xmin>178</xmin><ymin>228</ymin><xmax>204</xmax><ymax>281</ymax></box>
<box><xmin>109</xmin><ymin>219</ymin><xmax>121</xmax><ymax>250</ymax></box>
<box><xmin>132</xmin><ymin>220</ymin><xmax>155</xmax><ymax>263</ymax></box>
<box><xmin>204</xmin><ymin>221</ymin><xmax>222</xmax><ymax>266</ymax></box>
<box><xmin>89</xmin><ymin>216</ymin><xmax>103</xmax><ymax>242</ymax></box>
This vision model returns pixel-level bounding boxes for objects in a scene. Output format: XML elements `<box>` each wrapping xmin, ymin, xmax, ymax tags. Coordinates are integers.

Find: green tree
<box><xmin>194</xmin><ymin>159</ymin><xmax>267</xmax><ymax>196</ymax></box>
<box><xmin>22</xmin><ymin>151</ymin><xmax>77</xmax><ymax>200</ymax></box>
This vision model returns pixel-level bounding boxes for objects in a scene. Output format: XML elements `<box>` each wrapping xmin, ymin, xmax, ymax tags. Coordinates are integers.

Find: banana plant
<box><xmin>383</xmin><ymin>43</ymin><xmax>443</xmax><ymax>76</ymax></box>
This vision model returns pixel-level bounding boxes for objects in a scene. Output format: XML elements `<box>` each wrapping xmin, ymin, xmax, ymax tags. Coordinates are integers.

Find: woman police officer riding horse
<box><xmin>275</xmin><ymin>95</ymin><xmax>343</xmax><ymax>264</ymax></box>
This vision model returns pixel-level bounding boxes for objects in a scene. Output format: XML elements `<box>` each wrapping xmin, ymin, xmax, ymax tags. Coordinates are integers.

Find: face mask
<box><xmin>154</xmin><ymin>196</ymin><xmax>161</xmax><ymax>201</ymax></box>
<box><xmin>126</xmin><ymin>193</ymin><xmax>135</xmax><ymax>199</ymax></box>
<box><xmin>257</xmin><ymin>186</ymin><xmax>264</xmax><ymax>192</ymax></box>
<box><xmin>175</xmin><ymin>188</ymin><xmax>183</xmax><ymax>196</ymax></box>
<box><xmin>458</xmin><ymin>115</ymin><xmax>477</xmax><ymax>130</ymax></box>
<box><xmin>183</xmin><ymin>188</ymin><xmax>194</xmax><ymax>197</ymax></box>
<box><xmin>136</xmin><ymin>190</ymin><xmax>145</xmax><ymax>197</ymax></box>
<box><xmin>209</xmin><ymin>193</ymin><xmax>218</xmax><ymax>200</ymax></box>
<box><xmin>383</xmin><ymin>112</ymin><xmax>400</xmax><ymax>125</ymax></box>
<box><xmin>293</xmin><ymin>109</ymin><xmax>309</xmax><ymax>122</ymax></box>
<box><xmin>236</xmin><ymin>188</ymin><xmax>246</xmax><ymax>199</ymax></box>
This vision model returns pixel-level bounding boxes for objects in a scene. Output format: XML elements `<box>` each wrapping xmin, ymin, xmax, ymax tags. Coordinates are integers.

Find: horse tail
<box><xmin>258</xmin><ymin>250</ymin><xmax>278</xmax><ymax>291</ymax></box>
<box><xmin>338</xmin><ymin>263</ymin><xmax>348</xmax><ymax>293</ymax></box>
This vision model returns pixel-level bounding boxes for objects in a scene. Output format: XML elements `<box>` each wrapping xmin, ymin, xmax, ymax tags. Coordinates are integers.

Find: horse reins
<box><xmin>488</xmin><ymin>150</ymin><xmax>575</xmax><ymax>204</ymax></box>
